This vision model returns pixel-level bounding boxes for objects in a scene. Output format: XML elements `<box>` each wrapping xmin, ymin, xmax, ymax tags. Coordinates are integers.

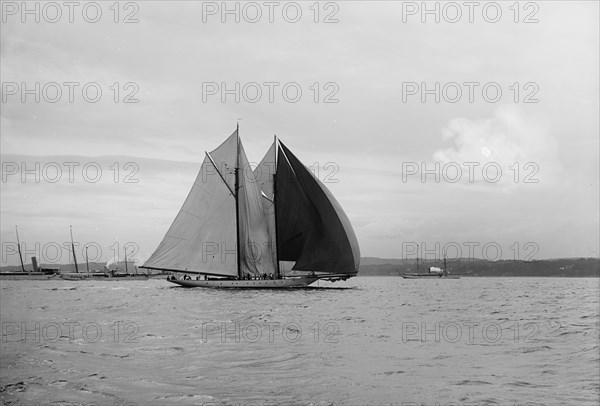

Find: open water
<box><xmin>1</xmin><ymin>277</ymin><xmax>598</xmax><ymax>406</ymax></box>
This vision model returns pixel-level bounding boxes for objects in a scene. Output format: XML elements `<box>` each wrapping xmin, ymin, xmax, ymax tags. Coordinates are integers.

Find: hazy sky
<box><xmin>1</xmin><ymin>1</ymin><xmax>598</xmax><ymax>266</ymax></box>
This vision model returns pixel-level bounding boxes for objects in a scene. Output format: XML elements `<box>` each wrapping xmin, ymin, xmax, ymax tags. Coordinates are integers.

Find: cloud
<box><xmin>433</xmin><ymin>105</ymin><xmax>560</xmax><ymax>189</ymax></box>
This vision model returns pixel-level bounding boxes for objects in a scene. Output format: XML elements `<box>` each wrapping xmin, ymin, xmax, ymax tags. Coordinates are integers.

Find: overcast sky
<box><xmin>1</xmin><ymin>1</ymin><xmax>598</xmax><ymax>266</ymax></box>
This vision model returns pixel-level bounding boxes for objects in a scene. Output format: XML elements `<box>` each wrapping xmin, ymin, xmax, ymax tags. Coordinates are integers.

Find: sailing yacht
<box><xmin>141</xmin><ymin>127</ymin><xmax>360</xmax><ymax>288</ymax></box>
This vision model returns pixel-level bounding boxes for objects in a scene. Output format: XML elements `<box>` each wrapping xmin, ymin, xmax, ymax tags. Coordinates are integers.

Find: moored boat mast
<box><xmin>124</xmin><ymin>246</ymin><xmax>129</xmax><ymax>274</ymax></box>
<box><xmin>85</xmin><ymin>246</ymin><xmax>90</xmax><ymax>274</ymax></box>
<box><xmin>15</xmin><ymin>225</ymin><xmax>26</xmax><ymax>274</ymax></box>
<box><xmin>443</xmin><ymin>255</ymin><xmax>447</xmax><ymax>275</ymax></box>
<box><xmin>70</xmin><ymin>225</ymin><xmax>79</xmax><ymax>273</ymax></box>
<box><xmin>416</xmin><ymin>244</ymin><xmax>419</xmax><ymax>272</ymax></box>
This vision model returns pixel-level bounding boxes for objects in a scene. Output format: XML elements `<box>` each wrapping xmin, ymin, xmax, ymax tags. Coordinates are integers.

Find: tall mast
<box><xmin>85</xmin><ymin>246</ymin><xmax>90</xmax><ymax>274</ymax></box>
<box><xmin>416</xmin><ymin>244</ymin><xmax>419</xmax><ymax>272</ymax></box>
<box><xmin>272</xmin><ymin>135</ymin><xmax>281</xmax><ymax>279</ymax></box>
<box><xmin>15</xmin><ymin>226</ymin><xmax>26</xmax><ymax>273</ymax></box>
<box><xmin>70</xmin><ymin>225</ymin><xmax>79</xmax><ymax>273</ymax></box>
<box><xmin>234</xmin><ymin>123</ymin><xmax>242</xmax><ymax>279</ymax></box>
<box><xmin>124</xmin><ymin>246</ymin><xmax>129</xmax><ymax>274</ymax></box>
<box><xmin>443</xmin><ymin>255</ymin><xmax>447</xmax><ymax>275</ymax></box>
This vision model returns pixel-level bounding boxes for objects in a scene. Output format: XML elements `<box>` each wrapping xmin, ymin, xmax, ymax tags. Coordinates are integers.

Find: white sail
<box><xmin>254</xmin><ymin>141</ymin><xmax>278</xmax><ymax>274</ymax></box>
<box><xmin>254</xmin><ymin>140</ymin><xmax>276</xmax><ymax>199</ymax></box>
<box><xmin>237</xmin><ymin>141</ymin><xmax>276</xmax><ymax>276</ymax></box>
<box><xmin>143</xmin><ymin>132</ymin><xmax>239</xmax><ymax>276</ymax></box>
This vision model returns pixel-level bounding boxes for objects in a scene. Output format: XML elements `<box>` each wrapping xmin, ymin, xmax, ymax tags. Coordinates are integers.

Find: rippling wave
<box><xmin>1</xmin><ymin>277</ymin><xmax>598</xmax><ymax>405</ymax></box>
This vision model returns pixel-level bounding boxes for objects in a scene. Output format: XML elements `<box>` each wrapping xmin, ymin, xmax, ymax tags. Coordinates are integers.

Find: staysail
<box><xmin>237</xmin><ymin>141</ymin><xmax>276</xmax><ymax>276</ymax></box>
<box><xmin>254</xmin><ymin>140</ymin><xmax>278</xmax><ymax>274</ymax></box>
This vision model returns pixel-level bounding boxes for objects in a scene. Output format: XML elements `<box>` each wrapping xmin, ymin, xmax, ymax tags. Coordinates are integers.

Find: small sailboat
<box><xmin>59</xmin><ymin>226</ymin><xmax>87</xmax><ymax>280</ymax></box>
<box><xmin>140</xmin><ymin>126</ymin><xmax>360</xmax><ymax>288</ymax></box>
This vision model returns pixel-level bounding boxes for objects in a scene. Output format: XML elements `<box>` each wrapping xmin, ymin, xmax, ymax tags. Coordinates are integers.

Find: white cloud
<box><xmin>433</xmin><ymin>106</ymin><xmax>560</xmax><ymax>190</ymax></box>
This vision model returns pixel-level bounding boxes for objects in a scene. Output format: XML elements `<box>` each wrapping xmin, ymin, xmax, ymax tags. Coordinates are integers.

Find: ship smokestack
<box><xmin>32</xmin><ymin>256</ymin><xmax>39</xmax><ymax>272</ymax></box>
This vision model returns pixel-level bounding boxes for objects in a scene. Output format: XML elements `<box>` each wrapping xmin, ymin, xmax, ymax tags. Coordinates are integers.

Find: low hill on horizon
<box><xmin>359</xmin><ymin>257</ymin><xmax>600</xmax><ymax>277</ymax></box>
<box><xmin>2</xmin><ymin>257</ymin><xmax>598</xmax><ymax>277</ymax></box>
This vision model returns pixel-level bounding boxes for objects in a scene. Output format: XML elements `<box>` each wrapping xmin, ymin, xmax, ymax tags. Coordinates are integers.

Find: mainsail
<box><xmin>143</xmin><ymin>129</ymin><xmax>360</xmax><ymax>280</ymax></box>
<box><xmin>143</xmin><ymin>129</ymin><xmax>275</xmax><ymax>277</ymax></box>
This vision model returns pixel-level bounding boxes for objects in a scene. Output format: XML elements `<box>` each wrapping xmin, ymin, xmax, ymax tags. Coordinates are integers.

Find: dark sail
<box><xmin>276</xmin><ymin>142</ymin><xmax>360</xmax><ymax>276</ymax></box>
<box><xmin>275</xmin><ymin>146</ymin><xmax>314</xmax><ymax>261</ymax></box>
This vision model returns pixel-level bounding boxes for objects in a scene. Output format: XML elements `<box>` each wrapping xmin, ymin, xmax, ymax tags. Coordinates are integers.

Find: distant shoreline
<box><xmin>2</xmin><ymin>257</ymin><xmax>599</xmax><ymax>279</ymax></box>
<box><xmin>358</xmin><ymin>257</ymin><xmax>600</xmax><ymax>278</ymax></box>
<box><xmin>358</xmin><ymin>274</ymin><xmax>599</xmax><ymax>278</ymax></box>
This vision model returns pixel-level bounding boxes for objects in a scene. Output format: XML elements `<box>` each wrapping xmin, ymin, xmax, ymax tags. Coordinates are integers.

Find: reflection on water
<box><xmin>1</xmin><ymin>277</ymin><xmax>599</xmax><ymax>405</ymax></box>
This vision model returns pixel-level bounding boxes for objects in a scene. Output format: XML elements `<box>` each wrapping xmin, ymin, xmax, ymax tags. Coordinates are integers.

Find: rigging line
<box><xmin>260</xmin><ymin>191</ymin><xmax>274</xmax><ymax>203</ymax></box>
<box><xmin>205</xmin><ymin>152</ymin><xmax>235</xmax><ymax>196</ymax></box>
<box><xmin>179</xmin><ymin>190</ymin><xmax>231</xmax><ymax>221</ymax></box>
<box><xmin>15</xmin><ymin>225</ymin><xmax>26</xmax><ymax>273</ymax></box>
<box><xmin>191</xmin><ymin>181</ymin><xmax>212</xmax><ymax>194</ymax></box>
<box><xmin>179</xmin><ymin>208</ymin><xmax>206</xmax><ymax>220</ymax></box>
<box><xmin>278</xmin><ymin>142</ymin><xmax>297</xmax><ymax>177</ymax></box>
<box><xmin>163</xmin><ymin>234</ymin><xmax>187</xmax><ymax>241</ymax></box>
